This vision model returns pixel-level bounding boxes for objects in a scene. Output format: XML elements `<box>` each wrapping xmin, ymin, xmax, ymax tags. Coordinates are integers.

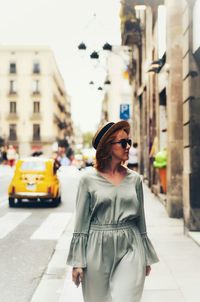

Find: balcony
<box><xmin>6</xmin><ymin>113</ymin><xmax>19</xmax><ymax>121</ymax></box>
<box><xmin>53</xmin><ymin>94</ymin><xmax>66</xmax><ymax>113</ymax></box>
<box><xmin>57</xmin><ymin>102</ymin><xmax>66</xmax><ymax>113</ymax></box>
<box><xmin>30</xmin><ymin>113</ymin><xmax>42</xmax><ymax>121</ymax></box>
<box><xmin>58</xmin><ymin>121</ymin><xmax>67</xmax><ymax>130</ymax></box>
<box><xmin>31</xmin><ymin>90</ymin><xmax>41</xmax><ymax>97</ymax></box>
<box><xmin>8</xmin><ymin>91</ymin><xmax>17</xmax><ymax>97</ymax></box>
<box><xmin>53</xmin><ymin>113</ymin><xmax>62</xmax><ymax>124</ymax></box>
<box><xmin>53</xmin><ymin>114</ymin><xmax>67</xmax><ymax>130</ymax></box>
<box><xmin>8</xmin><ymin>136</ymin><xmax>18</xmax><ymax>143</ymax></box>
<box><xmin>30</xmin><ymin>136</ymin><xmax>55</xmax><ymax>144</ymax></box>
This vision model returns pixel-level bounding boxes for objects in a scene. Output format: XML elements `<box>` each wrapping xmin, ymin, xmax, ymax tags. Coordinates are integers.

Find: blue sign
<box><xmin>120</xmin><ymin>104</ymin><xmax>130</xmax><ymax>120</ymax></box>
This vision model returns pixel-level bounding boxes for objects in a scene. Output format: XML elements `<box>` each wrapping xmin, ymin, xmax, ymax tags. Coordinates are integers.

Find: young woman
<box><xmin>67</xmin><ymin>121</ymin><xmax>159</xmax><ymax>302</ymax></box>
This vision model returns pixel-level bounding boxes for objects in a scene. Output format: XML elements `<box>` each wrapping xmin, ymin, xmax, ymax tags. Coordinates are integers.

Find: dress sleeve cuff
<box><xmin>142</xmin><ymin>235</ymin><xmax>159</xmax><ymax>265</ymax></box>
<box><xmin>67</xmin><ymin>233</ymin><xmax>88</xmax><ymax>268</ymax></box>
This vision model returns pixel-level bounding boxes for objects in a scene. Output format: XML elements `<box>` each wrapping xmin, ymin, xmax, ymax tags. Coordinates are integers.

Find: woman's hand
<box><xmin>146</xmin><ymin>265</ymin><xmax>151</xmax><ymax>276</ymax></box>
<box><xmin>72</xmin><ymin>267</ymin><xmax>84</xmax><ymax>287</ymax></box>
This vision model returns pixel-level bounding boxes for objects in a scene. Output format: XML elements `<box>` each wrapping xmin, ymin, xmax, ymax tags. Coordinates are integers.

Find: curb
<box><xmin>188</xmin><ymin>231</ymin><xmax>200</xmax><ymax>247</ymax></box>
<box><xmin>30</xmin><ymin>214</ymin><xmax>74</xmax><ymax>302</ymax></box>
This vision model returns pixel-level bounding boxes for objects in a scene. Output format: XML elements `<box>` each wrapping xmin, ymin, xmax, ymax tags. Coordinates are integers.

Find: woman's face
<box><xmin>110</xmin><ymin>129</ymin><xmax>130</xmax><ymax>162</ymax></box>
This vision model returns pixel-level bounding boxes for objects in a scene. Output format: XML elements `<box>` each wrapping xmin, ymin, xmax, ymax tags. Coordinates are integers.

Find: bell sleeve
<box><xmin>67</xmin><ymin>176</ymin><xmax>91</xmax><ymax>268</ymax></box>
<box><xmin>136</xmin><ymin>175</ymin><xmax>159</xmax><ymax>265</ymax></box>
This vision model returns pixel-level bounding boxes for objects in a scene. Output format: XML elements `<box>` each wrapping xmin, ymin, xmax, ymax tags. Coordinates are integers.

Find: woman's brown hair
<box><xmin>94</xmin><ymin>127</ymin><xmax>129</xmax><ymax>172</ymax></box>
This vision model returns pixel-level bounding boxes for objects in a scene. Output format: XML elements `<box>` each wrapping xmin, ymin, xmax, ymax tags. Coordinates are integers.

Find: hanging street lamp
<box><xmin>90</xmin><ymin>51</ymin><xmax>99</xmax><ymax>59</ymax></box>
<box><xmin>102</xmin><ymin>42</ymin><xmax>112</xmax><ymax>51</ymax></box>
<box><xmin>104</xmin><ymin>79</ymin><xmax>111</xmax><ymax>85</ymax></box>
<box><xmin>78</xmin><ymin>42</ymin><xmax>87</xmax><ymax>50</ymax></box>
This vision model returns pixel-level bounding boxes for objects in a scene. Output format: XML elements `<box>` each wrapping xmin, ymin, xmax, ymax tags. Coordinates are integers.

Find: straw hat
<box><xmin>92</xmin><ymin>121</ymin><xmax>130</xmax><ymax>151</ymax></box>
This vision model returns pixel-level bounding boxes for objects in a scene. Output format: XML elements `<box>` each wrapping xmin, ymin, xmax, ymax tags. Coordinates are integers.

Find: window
<box><xmin>33</xmin><ymin>124</ymin><xmax>40</xmax><ymax>141</ymax></box>
<box><xmin>9</xmin><ymin>63</ymin><xmax>16</xmax><ymax>74</ymax></box>
<box><xmin>9</xmin><ymin>124</ymin><xmax>17</xmax><ymax>140</ymax></box>
<box><xmin>21</xmin><ymin>161</ymin><xmax>45</xmax><ymax>171</ymax></box>
<box><xmin>33</xmin><ymin>101</ymin><xmax>40</xmax><ymax>113</ymax></box>
<box><xmin>10</xmin><ymin>102</ymin><xmax>17</xmax><ymax>113</ymax></box>
<box><xmin>33</xmin><ymin>62</ymin><xmax>40</xmax><ymax>74</ymax></box>
<box><xmin>9</xmin><ymin>80</ymin><xmax>17</xmax><ymax>93</ymax></box>
<box><xmin>32</xmin><ymin>80</ymin><xmax>40</xmax><ymax>93</ymax></box>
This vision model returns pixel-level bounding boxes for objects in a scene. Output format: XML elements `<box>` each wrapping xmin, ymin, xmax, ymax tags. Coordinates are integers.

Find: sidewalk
<box><xmin>31</xmin><ymin>184</ymin><xmax>200</xmax><ymax>302</ymax></box>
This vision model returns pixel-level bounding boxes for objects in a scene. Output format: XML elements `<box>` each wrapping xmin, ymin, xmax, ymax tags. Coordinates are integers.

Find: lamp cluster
<box><xmin>78</xmin><ymin>42</ymin><xmax>112</xmax><ymax>89</ymax></box>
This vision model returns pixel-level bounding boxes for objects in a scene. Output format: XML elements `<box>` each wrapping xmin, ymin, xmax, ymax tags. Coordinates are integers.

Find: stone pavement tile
<box><xmin>31</xmin><ymin>279</ymin><xmax>64</xmax><ymax>302</ymax></box>
<box><xmin>142</xmin><ymin>185</ymin><xmax>200</xmax><ymax>302</ymax></box>
<box><xmin>174</xmin><ymin>274</ymin><xmax>200</xmax><ymax>302</ymax></box>
<box><xmin>141</xmin><ymin>289</ymin><xmax>185</xmax><ymax>302</ymax></box>
<box><xmin>144</xmin><ymin>261</ymin><xmax>179</xmax><ymax>290</ymax></box>
<box><xmin>59</xmin><ymin>269</ymin><xmax>83</xmax><ymax>302</ymax></box>
<box><xmin>56</xmin><ymin>233</ymin><xmax>72</xmax><ymax>250</ymax></box>
<box><xmin>47</xmin><ymin>249</ymin><xmax>68</xmax><ymax>268</ymax></box>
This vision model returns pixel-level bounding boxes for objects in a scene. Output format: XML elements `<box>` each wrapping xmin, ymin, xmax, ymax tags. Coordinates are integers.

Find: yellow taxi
<box><xmin>8</xmin><ymin>157</ymin><xmax>61</xmax><ymax>207</ymax></box>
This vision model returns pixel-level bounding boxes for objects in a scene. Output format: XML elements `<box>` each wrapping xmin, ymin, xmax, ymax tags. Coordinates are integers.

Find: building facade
<box><xmin>100</xmin><ymin>46</ymin><xmax>134</xmax><ymax>137</ymax></box>
<box><xmin>120</xmin><ymin>0</ymin><xmax>200</xmax><ymax>230</ymax></box>
<box><xmin>0</xmin><ymin>46</ymin><xmax>74</xmax><ymax>157</ymax></box>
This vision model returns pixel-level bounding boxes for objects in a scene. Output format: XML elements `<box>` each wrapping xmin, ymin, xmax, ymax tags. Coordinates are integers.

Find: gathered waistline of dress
<box><xmin>90</xmin><ymin>221</ymin><xmax>137</xmax><ymax>231</ymax></box>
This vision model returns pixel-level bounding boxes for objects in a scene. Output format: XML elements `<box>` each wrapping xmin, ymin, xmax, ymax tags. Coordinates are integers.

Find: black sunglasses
<box><xmin>111</xmin><ymin>139</ymin><xmax>132</xmax><ymax>149</ymax></box>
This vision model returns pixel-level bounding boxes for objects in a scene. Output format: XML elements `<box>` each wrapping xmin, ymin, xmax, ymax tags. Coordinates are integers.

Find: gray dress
<box><xmin>67</xmin><ymin>168</ymin><xmax>159</xmax><ymax>302</ymax></box>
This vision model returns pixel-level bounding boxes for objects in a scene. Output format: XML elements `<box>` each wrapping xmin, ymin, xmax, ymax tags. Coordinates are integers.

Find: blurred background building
<box><xmin>119</xmin><ymin>0</ymin><xmax>200</xmax><ymax>231</ymax></box>
<box><xmin>100</xmin><ymin>45</ymin><xmax>134</xmax><ymax>137</ymax></box>
<box><xmin>0</xmin><ymin>1</ymin><xmax>200</xmax><ymax>232</ymax></box>
<box><xmin>0</xmin><ymin>46</ymin><xmax>74</xmax><ymax>157</ymax></box>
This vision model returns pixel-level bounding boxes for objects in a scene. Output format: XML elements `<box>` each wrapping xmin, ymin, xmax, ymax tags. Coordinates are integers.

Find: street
<box><xmin>0</xmin><ymin>165</ymin><xmax>80</xmax><ymax>302</ymax></box>
<box><xmin>1</xmin><ymin>165</ymin><xmax>200</xmax><ymax>302</ymax></box>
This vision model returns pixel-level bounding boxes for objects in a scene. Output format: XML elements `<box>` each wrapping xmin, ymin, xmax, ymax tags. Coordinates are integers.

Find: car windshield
<box><xmin>20</xmin><ymin>161</ymin><xmax>46</xmax><ymax>171</ymax></box>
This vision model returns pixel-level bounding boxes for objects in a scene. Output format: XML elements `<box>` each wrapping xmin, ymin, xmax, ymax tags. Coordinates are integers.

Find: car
<box><xmin>8</xmin><ymin>157</ymin><xmax>61</xmax><ymax>207</ymax></box>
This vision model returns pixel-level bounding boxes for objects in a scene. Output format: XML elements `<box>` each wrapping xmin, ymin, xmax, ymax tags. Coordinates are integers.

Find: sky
<box><xmin>0</xmin><ymin>0</ymin><xmax>121</xmax><ymax>133</ymax></box>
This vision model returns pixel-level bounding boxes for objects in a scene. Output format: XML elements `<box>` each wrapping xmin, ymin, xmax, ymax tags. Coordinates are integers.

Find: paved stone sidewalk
<box><xmin>141</xmin><ymin>185</ymin><xmax>200</xmax><ymax>301</ymax></box>
<box><xmin>31</xmin><ymin>184</ymin><xmax>200</xmax><ymax>302</ymax></box>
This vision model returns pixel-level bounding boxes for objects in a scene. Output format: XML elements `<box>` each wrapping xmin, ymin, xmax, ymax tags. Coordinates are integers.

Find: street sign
<box><xmin>120</xmin><ymin>104</ymin><xmax>130</xmax><ymax>120</ymax></box>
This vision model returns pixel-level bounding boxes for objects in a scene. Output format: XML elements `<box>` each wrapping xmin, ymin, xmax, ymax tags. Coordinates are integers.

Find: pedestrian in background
<box><xmin>7</xmin><ymin>145</ymin><xmax>17</xmax><ymax>167</ymax></box>
<box><xmin>66</xmin><ymin>147</ymin><xmax>75</xmax><ymax>164</ymax></box>
<box><xmin>0</xmin><ymin>146</ymin><xmax>8</xmax><ymax>165</ymax></box>
<box><xmin>67</xmin><ymin>121</ymin><xmax>159</xmax><ymax>302</ymax></box>
<box><xmin>57</xmin><ymin>145</ymin><xmax>70</xmax><ymax>166</ymax></box>
<box><xmin>127</xmin><ymin>142</ymin><xmax>138</xmax><ymax>171</ymax></box>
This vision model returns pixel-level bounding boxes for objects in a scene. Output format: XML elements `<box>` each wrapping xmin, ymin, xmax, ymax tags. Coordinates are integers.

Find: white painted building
<box><xmin>0</xmin><ymin>46</ymin><xmax>73</xmax><ymax>157</ymax></box>
<box><xmin>101</xmin><ymin>46</ymin><xmax>133</xmax><ymax>131</ymax></box>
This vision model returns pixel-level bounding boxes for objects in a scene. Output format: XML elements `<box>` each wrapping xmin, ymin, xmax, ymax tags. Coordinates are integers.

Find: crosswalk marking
<box><xmin>31</xmin><ymin>213</ymin><xmax>72</xmax><ymax>240</ymax></box>
<box><xmin>0</xmin><ymin>212</ymin><xmax>31</xmax><ymax>239</ymax></box>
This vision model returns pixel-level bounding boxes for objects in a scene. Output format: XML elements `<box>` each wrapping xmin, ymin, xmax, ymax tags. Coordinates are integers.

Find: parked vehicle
<box><xmin>8</xmin><ymin>157</ymin><xmax>61</xmax><ymax>207</ymax></box>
